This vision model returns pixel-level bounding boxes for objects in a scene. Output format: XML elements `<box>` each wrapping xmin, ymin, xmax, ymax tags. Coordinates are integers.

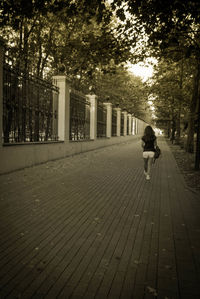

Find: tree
<box><xmin>87</xmin><ymin>65</ymin><xmax>150</xmax><ymax>121</ymax></box>
<box><xmin>49</xmin><ymin>12</ymin><xmax>133</xmax><ymax>84</ymax></box>
<box><xmin>0</xmin><ymin>0</ymin><xmax>111</xmax><ymax>28</ymax></box>
<box><xmin>1</xmin><ymin>0</ymin><xmax>133</xmax><ymax>80</ymax></box>
<box><xmin>111</xmin><ymin>0</ymin><xmax>200</xmax><ymax>169</ymax></box>
<box><xmin>150</xmin><ymin>59</ymin><xmax>192</xmax><ymax>142</ymax></box>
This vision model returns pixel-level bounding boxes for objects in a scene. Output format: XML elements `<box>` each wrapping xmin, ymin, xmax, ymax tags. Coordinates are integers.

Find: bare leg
<box><xmin>143</xmin><ymin>158</ymin><xmax>148</xmax><ymax>172</ymax></box>
<box><xmin>147</xmin><ymin>157</ymin><xmax>153</xmax><ymax>176</ymax></box>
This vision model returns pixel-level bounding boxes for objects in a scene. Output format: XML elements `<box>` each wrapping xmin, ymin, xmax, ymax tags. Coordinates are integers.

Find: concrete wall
<box><xmin>0</xmin><ymin>135</ymin><xmax>140</xmax><ymax>174</ymax></box>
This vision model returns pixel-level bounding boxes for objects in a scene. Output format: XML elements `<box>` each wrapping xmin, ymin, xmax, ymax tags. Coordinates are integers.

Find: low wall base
<box><xmin>0</xmin><ymin>135</ymin><xmax>141</xmax><ymax>174</ymax></box>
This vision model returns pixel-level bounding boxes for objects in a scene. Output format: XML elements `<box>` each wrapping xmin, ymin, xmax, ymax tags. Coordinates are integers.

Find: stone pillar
<box><xmin>135</xmin><ymin>118</ymin><xmax>138</xmax><ymax>134</ymax></box>
<box><xmin>103</xmin><ymin>102</ymin><xmax>112</xmax><ymax>138</ymax></box>
<box><xmin>122</xmin><ymin>111</ymin><xmax>128</xmax><ymax>136</ymax></box>
<box><xmin>128</xmin><ymin>114</ymin><xmax>132</xmax><ymax>135</ymax></box>
<box><xmin>114</xmin><ymin>107</ymin><xmax>121</xmax><ymax>137</ymax></box>
<box><xmin>52</xmin><ymin>75</ymin><xmax>70</xmax><ymax>141</ymax></box>
<box><xmin>0</xmin><ymin>39</ymin><xmax>4</xmax><ymax>147</ymax></box>
<box><xmin>132</xmin><ymin>117</ymin><xmax>136</xmax><ymax>135</ymax></box>
<box><xmin>87</xmin><ymin>94</ymin><xmax>97</xmax><ymax>140</ymax></box>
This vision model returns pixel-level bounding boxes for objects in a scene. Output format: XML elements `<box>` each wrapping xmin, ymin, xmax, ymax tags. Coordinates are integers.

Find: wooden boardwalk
<box><xmin>0</xmin><ymin>137</ymin><xmax>200</xmax><ymax>298</ymax></box>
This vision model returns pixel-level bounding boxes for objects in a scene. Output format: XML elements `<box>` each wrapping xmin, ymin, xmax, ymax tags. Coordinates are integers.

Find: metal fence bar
<box><xmin>70</xmin><ymin>89</ymin><xmax>90</xmax><ymax>141</ymax></box>
<box><xmin>121</xmin><ymin>113</ymin><xmax>124</xmax><ymax>136</ymax></box>
<box><xmin>3</xmin><ymin>61</ymin><xmax>59</xmax><ymax>143</ymax></box>
<box><xmin>97</xmin><ymin>100</ymin><xmax>106</xmax><ymax>138</ymax></box>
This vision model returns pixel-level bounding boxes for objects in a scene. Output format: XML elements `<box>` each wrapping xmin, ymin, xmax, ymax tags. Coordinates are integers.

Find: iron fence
<box><xmin>97</xmin><ymin>100</ymin><xmax>106</xmax><ymax>138</ymax></box>
<box><xmin>3</xmin><ymin>61</ymin><xmax>59</xmax><ymax>143</ymax></box>
<box><xmin>121</xmin><ymin>113</ymin><xmax>124</xmax><ymax>136</ymax></box>
<box><xmin>70</xmin><ymin>90</ymin><xmax>90</xmax><ymax>140</ymax></box>
<box><xmin>112</xmin><ymin>109</ymin><xmax>117</xmax><ymax>136</ymax></box>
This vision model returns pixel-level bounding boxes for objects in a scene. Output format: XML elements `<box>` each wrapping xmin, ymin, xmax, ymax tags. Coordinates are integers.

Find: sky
<box><xmin>128</xmin><ymin>62</ymin><xmax>154</xmax><ymax>82</ymax></box>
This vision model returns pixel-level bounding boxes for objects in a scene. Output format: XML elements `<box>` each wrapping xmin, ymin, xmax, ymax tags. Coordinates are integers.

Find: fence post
<box><xmin>132</xmin><ymin>117</ymin><xmax>136</xmax><ymax>135</ymax></box>
<box><xmin>0</xmin><ymin>39</ymin><xmax>4</xmax><ymax>147</ymax></box>
<box><xmin>122</xmin><ymin>111</ymin><xmax>128</xmax><ymax>136</ymax></box>
<box><xmin>135</xmin><ymin>118</ymin><xmax>138</xmax><ymax>134</ymax></box>
<box><xmin>114</xmin><ymin>107</ymin><xmax>121</xmax><ymax>137</ymax></box>
<box><xmin>134</xmin><ymin>118</ymin><xmax>137</xmax><ymax>134</ymax></box>
<box><xmin>52</xmin><ymin>75</ymin><xmax>70</xmax><ymax>142</ymax></box>
<box><xmin>103</xmin><ymin>102</ymin><xmax>112</xmax><ymax>138</ymax></box>
<box><xmin>128</xmin><ymin>114</ymin><xmax>132</xmax><ymax>135</ymax></box>
<box><xmin>87</xmin><ymin>94</ymin><xmax>97</xmax><ymax>140</ymax></box>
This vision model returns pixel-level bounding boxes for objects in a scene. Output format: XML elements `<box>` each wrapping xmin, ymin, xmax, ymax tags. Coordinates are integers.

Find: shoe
<box><xmin>146</xmin><ymin>175</ymin><xmax>150</xmax><ymax>180</ymax></box>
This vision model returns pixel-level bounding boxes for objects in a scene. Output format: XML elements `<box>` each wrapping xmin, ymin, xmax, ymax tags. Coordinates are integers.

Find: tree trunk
<box><xmin>23</xmin><ymin>23</ymin><xmax>29</xmax><ymax>73</ymax></box>
<box><xmin>195</xmin><ymin>84</ymin><xmax>200</xmax><ymax>170</ymax></box>
<box><xmin>186</xmin><ymin>60</ymin><xmax>200</xmax><ymax>153</ymax></box>
<box><xmin>175</xmin><ymin>108</ymin><xmax>181</xmax><ymax>144</ymax></box>
<box><xmin>175</xmin><ymin>58</ymin><xmax>184</xmax><ymax>145</ymax></box>
<box><xmin>167</xmin><ymin>120</ymin><xmax>170</xmax><ymax>138</ymax></box>
<box><xmin>171</xmin><ymin>118</ymin><xmax>176</xmax><ymax>144</ymax></box>
<box><xmin>170</xmin><ymin>98</ymin><xmax>176</xmax><ymax>143</ymax></box>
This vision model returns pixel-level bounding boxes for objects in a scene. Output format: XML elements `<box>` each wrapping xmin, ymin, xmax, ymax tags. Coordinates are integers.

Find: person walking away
<box><xmin>141</xmin><ymin>126</ymin><xmax>157</xmax><ymax>180</ymax></box>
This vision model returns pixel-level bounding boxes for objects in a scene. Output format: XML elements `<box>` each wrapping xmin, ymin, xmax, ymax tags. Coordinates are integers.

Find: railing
<box><xmin>3</xmin><ymin>61</ymin><xmax>59</xmax><ymax>143</ymax></box>
<box><xmin>121</xmin><ymin>113</ymin><xmax>124</xmax><ymax>136</ymax></box>
<box><xmin>70</xmin><ymin>89</ymin><xmax>90</xmax><ymax>140</ymax></box>
<box><xmin>112</xmin><ymin>109</ymin><xmax>117</xmax><ymax>136</ymax></box>
<box><xmin>97</xmin><ymin>100</ymin><xmax>106</xmax><ymax>138</ymax></box>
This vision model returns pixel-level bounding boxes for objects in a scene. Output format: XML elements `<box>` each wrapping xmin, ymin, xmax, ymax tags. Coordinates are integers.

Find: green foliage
<box><xmin>0</xmin><ymin>0</ymin><xmax>133</xmax><ymax>80</ymax></box>
<box><xmin>109</xmin><ymin>0</ymin><xmax>200</xmax><ymax>65</ymax></box>
<box><xmin>150</xmin><ymin>58</ymin><xmax>194</xmax><ymax>135</ymax></box>
<box><xmin>0</xmin><ymin>1</ymin><xmax>111</xmax><ymax>27</ymax></box>
<box><xmin>88</xmin><ymin>65</ymin><xmax>150</xmax><ymax>120</ymax></box>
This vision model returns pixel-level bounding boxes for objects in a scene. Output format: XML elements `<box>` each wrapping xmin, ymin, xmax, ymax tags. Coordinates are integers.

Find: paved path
<box><xmin>0</xmin><ymin>137</ymin><xmax>200</xmax><ymax>299</ymax></box>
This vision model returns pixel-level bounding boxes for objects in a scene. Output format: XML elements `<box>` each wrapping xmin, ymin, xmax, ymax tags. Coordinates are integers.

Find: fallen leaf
<box><xmin>94</xmin><ymin>217</ymin><xmax>101</xmax><ymax>223</ymax></box>
<box><xmin>115</xmin><ymin>256</ymin><xmax>121</xmax><ymax>260</ymax></box>
<box><xmin>165</xmin><ymin>265</ymin><xmax>172</xmax><ymax>270</ymax></box>
<box><xmin>146</xmin><ymin>286</ymin><xmax>158</xmax><ymax>296</ymax></box>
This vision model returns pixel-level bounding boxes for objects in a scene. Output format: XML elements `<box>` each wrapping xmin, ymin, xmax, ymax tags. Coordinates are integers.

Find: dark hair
<box><xmin>143</xmin><ymin>125</ymin><xmax>155</xmax><ymax>141</ymax></box>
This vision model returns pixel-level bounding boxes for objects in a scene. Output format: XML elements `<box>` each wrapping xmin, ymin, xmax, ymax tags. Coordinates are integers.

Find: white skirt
<box><xmin>143</xmin><ymin>151</ymin><xmax>155</xmax><ymax>159</ymax></box>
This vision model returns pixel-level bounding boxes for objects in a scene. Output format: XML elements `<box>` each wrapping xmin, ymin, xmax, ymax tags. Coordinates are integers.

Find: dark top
<box><xmin>142</xmin><ymin>135</ymin><xmax>156</xmax><ymax>152</ymax></box>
